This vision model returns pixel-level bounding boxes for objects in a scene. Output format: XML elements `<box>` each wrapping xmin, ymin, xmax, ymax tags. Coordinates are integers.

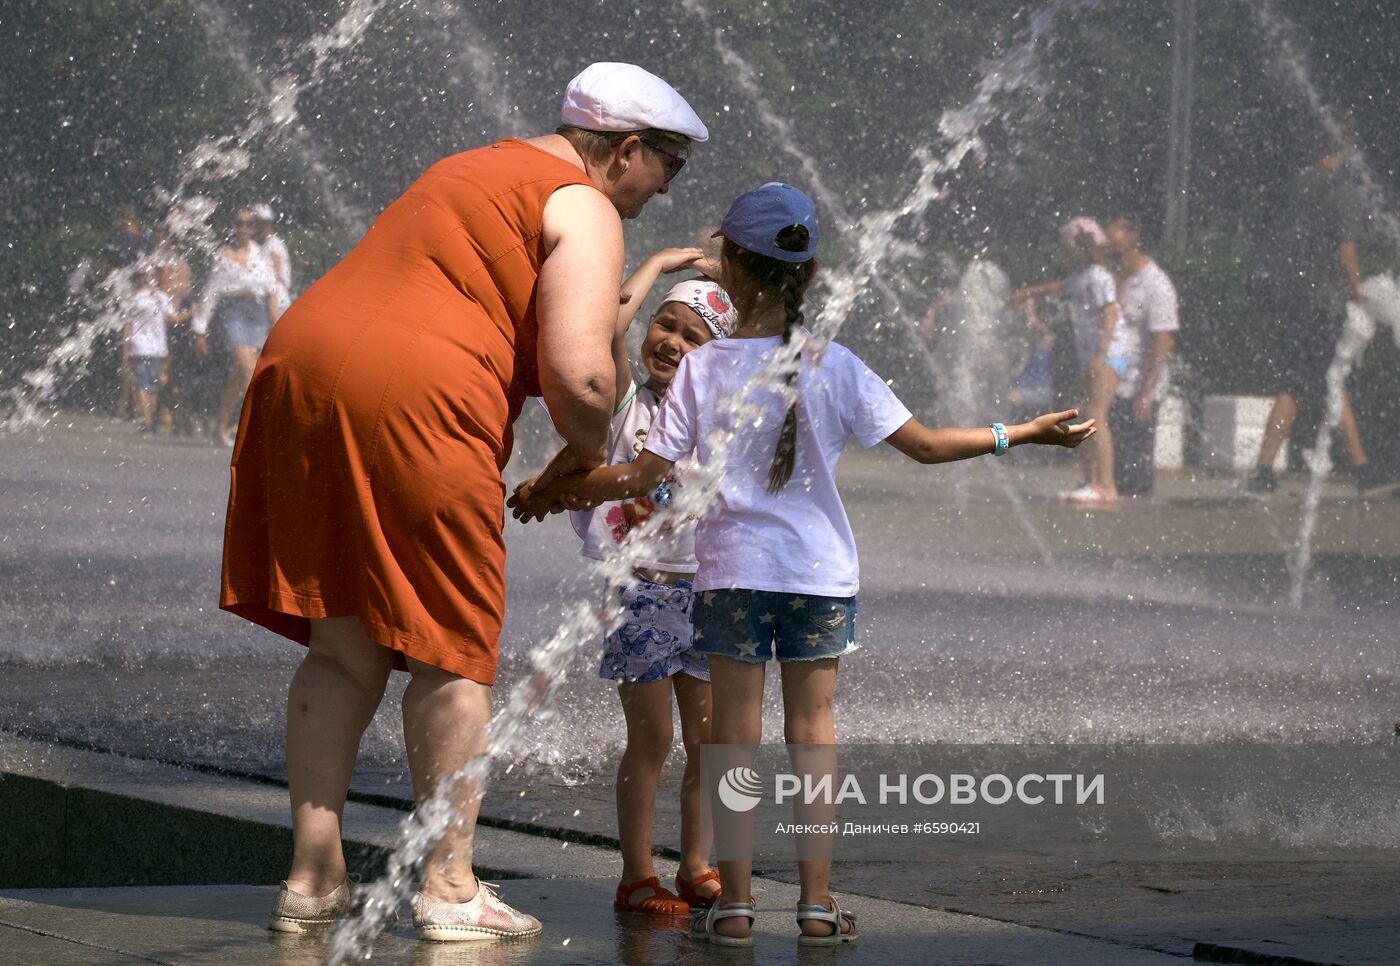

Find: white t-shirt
<box><xmin>1062</xmin><ymin>265</ymin><xmax>1127</xmax><ymax>364</ymax></box>
<box><xmin>644</xmin><ymin>335</ymin><xmax>913</xmax><ymax>597</ymax></box>
<box><xmin>574</xmin><ymin>382</ymin><xmax>701</xmax><ymax>573</ymax></box>
<box><xmin>122</xmin><ymin>289</ymin><xmax>173</xmax><ymax>358</ymax></box>
<box><xmin>1116</xmin><ymin>258</ymin><xmax>1179</xmax><ymax>400</ymax></box>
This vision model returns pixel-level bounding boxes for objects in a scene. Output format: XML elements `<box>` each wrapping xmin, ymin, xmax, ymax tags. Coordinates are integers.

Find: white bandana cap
<box><xmin>660</xmin><ymin>278</ymin><xmax>738</xmax><ymax>339</ymax></box>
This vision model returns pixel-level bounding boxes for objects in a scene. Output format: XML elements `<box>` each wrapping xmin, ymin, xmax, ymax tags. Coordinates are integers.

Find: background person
<box><xmin>252</xmin><ymin>202</ymin><xmax>293</xmax><ymax>319</ymax></box>
<box><xmin>118</xmin><ymin>267</ymin><xmax>180</xmax><ymax>432</ymax></box>
<box><xmin>1245</xmin><ymin>139</ymin><xmax>1373</xmax><ymax>493</ymax></box>
<box><xmin>1009</xmin><ymin>217</ymin><xmax>1125</xmax><ymax>508</ymax></box>
<box><xmin>1106</xmin><ymin>218</ymin><xmax>1179</xmax><ymax>499</ymax></box>
<box><xmin>191</xmin><ymin>206</ymin><xmax>278</xmax><ymax>446</ymax></box>
<box><xmin>150</xmin><ymin>228</ymin><xmax>197</xmax><ymax>433</ymax></box>
<box><xmin>218</xmin><ymin>62</ymin><xmax>708</xmax><ymax>941</ymax></box>
<box><xmin>99</xmin><ymin>204</ymin><xmax>154</xmax><ymax>419</ymax></box>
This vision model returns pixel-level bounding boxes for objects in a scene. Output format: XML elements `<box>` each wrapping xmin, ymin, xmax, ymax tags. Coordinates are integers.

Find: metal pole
<box><xmin>1165</xmin><ymin>0</ymin><xmax>1197</xmax><ymax>248</ymax></box>
<box><xmin>1165</xmin><ymin>0</ymin><xmax>1185</xmax><ymax>239</ymax></box>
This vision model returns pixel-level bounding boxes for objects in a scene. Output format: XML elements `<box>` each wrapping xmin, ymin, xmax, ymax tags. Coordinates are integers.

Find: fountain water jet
<box><xmin>186</xmin><ymin>0</ymin><xmax>371</xmax><ymax>236</ymax></box>
<box><xmin>3</xmin><ymin>0</ymin><xmax>390</xmax><ymax>432</ymax></box>
<box><xmin>416</xmin><ymin>0</ymin><xmax>529</xmax><ymax>140</ymax></box>
<box><xmin>684</xmin><ymin>0</ymin><xmax>1091</xmax><ymax>554</ymax></box>
<box><xmin>1251</xmin><ymin>0</ymin><xmax>1400</xmax><ymax>606</ymax></box>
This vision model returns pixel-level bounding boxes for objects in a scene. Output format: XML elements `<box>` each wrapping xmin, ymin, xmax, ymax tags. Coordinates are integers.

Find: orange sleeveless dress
<box><xmin>220</xmin><ymin>139</ymin><xmax>594</xmax><ymax>684</ymax></box>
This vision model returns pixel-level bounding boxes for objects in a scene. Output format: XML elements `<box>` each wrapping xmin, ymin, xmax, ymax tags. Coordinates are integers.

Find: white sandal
<box><xmin>796</xmin><ymin>896</ymin><xmax>858</xmax><ymax>946</ymax></box>
<box><xmin>690</xmin><ymin>899</ymin><xmax>755</xmax><ymax>947</ymax></box>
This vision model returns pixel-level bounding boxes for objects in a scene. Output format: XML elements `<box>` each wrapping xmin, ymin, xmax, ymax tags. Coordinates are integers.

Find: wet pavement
<box><xmin>0</xmin><ymin>880</ymin><xmax>1192</xmax><ymax>966</ymax></box>
<box><xmin>2</xmin><ymin>412</ymin><xmax>1400</xmax><ymax>965</ymax></box>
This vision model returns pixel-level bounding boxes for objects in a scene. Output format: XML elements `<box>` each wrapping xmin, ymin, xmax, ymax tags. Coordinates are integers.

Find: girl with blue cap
<box><xmin>511</xmin><ymin>183</ymin><xmax>1095</xmax><ymax>945</ymax></box>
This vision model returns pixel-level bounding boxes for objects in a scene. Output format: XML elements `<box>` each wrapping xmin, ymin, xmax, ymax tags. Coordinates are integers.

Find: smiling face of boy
<box><xmin>640</xmin><ymin>301</ymin><xmax>713</xmax><ymax>392</ymax></box>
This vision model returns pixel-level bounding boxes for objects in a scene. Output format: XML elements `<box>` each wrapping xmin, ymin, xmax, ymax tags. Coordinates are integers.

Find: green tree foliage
<box><xmin>2</xmin><ymin>0</ymin><xmax>1397</xmax><ymax>397</ymax></box>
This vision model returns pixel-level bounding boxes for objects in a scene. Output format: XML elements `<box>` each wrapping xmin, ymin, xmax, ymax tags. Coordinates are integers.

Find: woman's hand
<box><xmin>533</xmin><ymin>444</ymin><xmax>603</xmax><ymax>489</ymax></box>
<box><xmin>507</xmin><ymin>475</ymin><xmax>578</xmax><ymax>523</ymax></box>
<box><xmin>1016</xmin><ymin>409</ymin><xmax>1096</xmax><ymax>448</ymax></box>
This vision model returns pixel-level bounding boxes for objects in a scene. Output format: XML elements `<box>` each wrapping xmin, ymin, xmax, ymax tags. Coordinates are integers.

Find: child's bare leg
<box><xmin>1088</xmin><ymin>364</ymin><xmax>1119</xmax><ymax>497</ymax></box>
<box><xmin>615</xmin><ymin>680</ymin><xmax>674</xmax><ymax>901</ymax></box>
<box><xmin>780</xmin><ymin>658</ymin><xmax>850</xmax><ymax>937</ymax></box>
<box><xmin>286</xmin><ymin>616</ymin><xmax>393</xmax><ymax>897</ymax></box>
<box><xmin>674</xmin><ymin>672</ymin><xmax>717</xmax><ymax>896</ymax></box>
<box><xmin>708</xmin><ymin>655</ymin><xmax>766</xmax><ymax>938</ymax></box>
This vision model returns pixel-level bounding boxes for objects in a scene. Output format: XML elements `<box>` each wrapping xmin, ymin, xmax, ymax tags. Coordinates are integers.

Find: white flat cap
<box><xmin>561</xmin><ymin>62</ymin><xmax>709</xmax><ymax>142</ymax></box>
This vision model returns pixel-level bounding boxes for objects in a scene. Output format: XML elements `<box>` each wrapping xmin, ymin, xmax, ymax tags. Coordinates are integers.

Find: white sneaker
<box><xmin>412</xmin><ymin>882</ymin><xmax>542</xmax><ymax>942</ymax></box>
<box><xmin>1061</xmin><ymin>484</ymin><xmax>1119</xmax><ymax>509</ymax></box>
<box><xmin>1057</xmin><ymin>484</ymin><xmax>1100</xmax><ymax>503</ymax></box>
<box><xmin>268</xmin><ymin>879</ymin><xmax>349</xmax><ymax>933</ymax></box>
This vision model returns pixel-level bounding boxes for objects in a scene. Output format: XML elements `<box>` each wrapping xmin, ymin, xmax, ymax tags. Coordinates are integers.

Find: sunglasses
<box><xmin>613</xmin><ymin>134</ymin><xmax>687</xmax><ymax>183</ymax></box>
<box><xmin>234</xmin><ymin>218</ymin><xmax>256</xmax><ymax>226</ymax></box>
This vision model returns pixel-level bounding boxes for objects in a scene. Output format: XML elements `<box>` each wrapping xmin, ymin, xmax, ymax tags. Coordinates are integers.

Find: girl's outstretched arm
<box><xmin>509</xmin><ymin>450</ymin><xmax>676</xmax><ymax>523</ymax></box>
<box><xmin>884</xmin><ymin>409</ymin><xmax>1095</xmax><ymax>465</ymax></box>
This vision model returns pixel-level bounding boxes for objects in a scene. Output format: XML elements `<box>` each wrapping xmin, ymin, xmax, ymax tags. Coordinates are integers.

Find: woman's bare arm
<box><xmin>535</xmin><ymin>184</ymin><xmax>626</xmax><ymax>486</ymax></box>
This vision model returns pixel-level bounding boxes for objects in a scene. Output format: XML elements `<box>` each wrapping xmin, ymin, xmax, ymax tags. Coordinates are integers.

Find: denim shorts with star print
<box><xmin>690</xmin><ymin>589</ymin><xmax>859</xmax><ymax>663</ymax></box>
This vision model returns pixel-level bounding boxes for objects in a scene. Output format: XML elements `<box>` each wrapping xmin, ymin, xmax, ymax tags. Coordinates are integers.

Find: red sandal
<box><xmin>675</xmin><ymin>868</ymin><xmax>722</xmax><ymax>910</ymax></box>
<box><xmin>614</xmin><ymin>876</ymin><xmax>689</xmax><ymax>917</ymax></box>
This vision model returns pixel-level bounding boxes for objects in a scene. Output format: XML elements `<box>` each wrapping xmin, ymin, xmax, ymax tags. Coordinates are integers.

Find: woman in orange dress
<box><xmin>220</xmin><ymin>63</ymin><xmax>709</xmax><ymax>939</ymax></box>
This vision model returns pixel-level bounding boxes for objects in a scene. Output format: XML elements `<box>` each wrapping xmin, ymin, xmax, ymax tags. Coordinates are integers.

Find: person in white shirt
<box><xmin>511</xmin><ymin>183</ymin><xmax>1095</xmax><ymax>947</ymax></box>
<box><xmin>253</xmin><ymin>203</ymin><xmax>293</xmax><ymax>318</ymax></box>
<box><xmin>191</xmin><ymin>206</ymin><xmax>279</xmax><ymax>446</ymax></box>
<box><xmin>567</xmin><ymin>246</ymin><xmax>735</xmax><ymax>918</ymax></box>
<box><xmin>120</xmin><ymin>268</ymin><xmax>184</xmax><ymax>431</ymax></box>
<box><xmin>1106</xmin><ymin>219</ymin><xmax>1180</xmax><ymax>497</ymax></box>
<box><xmin>1009</xmin><ymin>216</ymin><xmax>1128</xmax><ymax>508</ymax></box>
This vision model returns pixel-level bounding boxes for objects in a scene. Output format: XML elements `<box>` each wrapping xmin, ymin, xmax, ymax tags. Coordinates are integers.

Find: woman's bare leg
<box><xmin>285</xmin><ymin>616</ymin><xmax>393</xmax><ymax>896</ymax></box>
<box><xmin>615</xmin><ymin>679</ymin><xmax>674</xmax><ymax>902</ymax></box>
<box><xmin>402</xmin><ymin>657</ymin><xmax>492</xmax><ymax>903</ymax></box>
<box><xmin>674</xmin><ymin>672</ymin><xmax>716</xmax><ymax>897</ymax></box>
<box><xmin>134</xmin><ymin>388</ymin><xmax>157</xmax><ymax>430</ymax></box>
<box><xmin>214</xmin><ymin>345</ymin><xmax>259</xmax><ymax>438</ymax></box>
<box><xmin>708</xmin><ymin>656</ymin><xmax>766</xmax><ymax>938</ymax></box>
<box><xmin>1087</xmin><ymin>363</ymin><xmax>1119</xmax><ymax>498</ymax></box>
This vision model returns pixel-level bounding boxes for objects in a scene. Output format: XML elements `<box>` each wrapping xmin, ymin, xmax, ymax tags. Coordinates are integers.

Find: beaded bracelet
<box><xmin>990</xmin><ymin>422</ymin><xmax>1009</xmax><ymax>456</ymax></box>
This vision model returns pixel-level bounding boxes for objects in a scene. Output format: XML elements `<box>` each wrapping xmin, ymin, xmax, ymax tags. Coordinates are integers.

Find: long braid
<box><xmin>766</xmin><ymin>260</ymin><xmax>808</xmax><ymax>493</ymax></box>
<box><xmin>723</xmin><ymin>230</ymin><xmax>817</xmax><ymax>494</ymax></box>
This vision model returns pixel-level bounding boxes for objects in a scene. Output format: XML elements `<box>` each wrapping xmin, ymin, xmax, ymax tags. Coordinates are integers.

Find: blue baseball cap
<box><xmin>717</xmin><ymin>182</ymin><xmax>819</xmax><ymax>263</ymax></box>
